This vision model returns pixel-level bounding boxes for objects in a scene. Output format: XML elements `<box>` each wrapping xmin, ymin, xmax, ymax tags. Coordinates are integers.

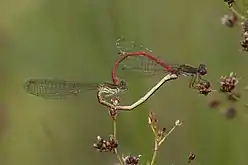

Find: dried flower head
<box><xmin>209</xmin><ymin>99</ymin><xmax>221</xmax><ymax>109</ymax></box>
<box><xmin>175</xmin><ymin>120</ymin><xmax>183</xmax><ymax>127</ymax></box>
<box><xmin>196</xmin><ymin>81</ymin><xmax>212</xmax><ymax>95</ymax></box>
<box><xmin>148</xmin><ymin>112</ymin><xmax>168</xmax><ymax>142</ymax></box>
<box><xmin>241</xmin><ymin>20</ymin><xmax>248</xmax><ymax>38</ymax></box>
<box><xmin>224</xmin><ymin>0</ymin><xmax>235</xmax><ymax>8</ymax></box>
<box><xmin>219</xmin><ymin>72</ymin><xmax>239</xmax><ymax>92</ymax></box>
<box><xmin>225</xmin><ymin>107</ymin><xmax>237</xmax><ymax>119</ymax></box>
<box><xmin>122</xmin><ymin>154</ymin><xmax>141</xmax><ymax>165</ymax></box>
<box><xmin>240</xmin><ymin>38</ymin><xmax>248</xmax><ymax>51</ymax></box>
<box><xmin>93</xmin><ymin>135</ymin><xmax>118</xmax><ymax>152</ymax></box>
<box><xmin>188</xmin><ymin>152</ymin><xmax>196</xmax><ymax>163</ymax></box>
<box><xmin>157</xmin><ymin>127</ymin><xmax>166</xmax><ymax>141</ymax></box>
<box><xmin>148</xmin><ymin>112</ymin><xmax>158</xmax><ymax>129</ymax></box>
<box><xmin>109</xmin><ymin>97</ymin><xmax>120</xmax><ymax>120</ymax></box>
<box><xmin>221</xmin><ymin>13</ymin><xmax>238</xmax><ymax>27</ymax></box>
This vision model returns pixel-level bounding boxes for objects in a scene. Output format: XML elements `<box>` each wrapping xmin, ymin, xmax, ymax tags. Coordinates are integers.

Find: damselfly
<box><xmin>121</xmin><ymin>61</ymin><xmax>208</xmax><ymax>88</ymax></box>
<box><xmin>115</xmin><ymin>37</ymin><xmax>208</xmax><ymax>89</ymax></box>
<box><xmin>23</xmin><ymin>78</ymin><xmax>128</xmax><ymax>99</ymax></box>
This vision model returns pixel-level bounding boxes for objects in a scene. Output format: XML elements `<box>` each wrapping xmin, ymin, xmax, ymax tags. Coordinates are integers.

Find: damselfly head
<box><xmin>118</xmin><ymin>80</ymin><xmax>128</xmax><ymax>90</ymax></box>
<box><xmin>197</xmin><ymin>64</ymin><xmax>207</xmax><ymax>76</ymax></box>
<box><xmin>224</xmin><ymin>0</ymin><xmax>235</xmax><ymax>8</ymax></box>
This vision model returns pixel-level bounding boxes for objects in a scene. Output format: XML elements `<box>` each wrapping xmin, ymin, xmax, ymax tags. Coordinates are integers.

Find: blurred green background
<box><xmin>1</xmin><ymin>0</ymin><xmax>248</xmax><ymax>165</ymax></box>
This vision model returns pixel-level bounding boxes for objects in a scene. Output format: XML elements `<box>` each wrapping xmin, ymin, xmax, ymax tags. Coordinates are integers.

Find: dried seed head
<box><xmin>221</xmin><ymin>13</ymin><xmax>238</xmax><ymax>27</ymax></box>
<box><xmin>225</xmin><ymin>107</ymin><xmax>237</xmax><ymax>119</ymax></box>
<box><xmin>224</xmin><ymin>0</ymin><xmax>235</xmax><ymax>8</ymax></box>
<box><xmin>188</xmin><ymin>152</ymin><xmax>196</xmax><ymax>163</ymax></box>
<box><xmin>148</xmin><ymin>112</ymin><xmax>158</xmax><ymax>127</ymax></box>
<box><xmin>93</xmin><ymin>135</ymin><xmax>118</xmax><ymax>152</ymax></box>
<box><xmin>209</xmin><ymin>99</ymin><xmax>221</xmax><ymax>109</ymax></box>
<box><xmin>219</xmin><ymin>72</ymin><xmax>239</xmax><ymax>92</ymax></box>
<box><xmin>175</xmin><ymin>120</ymin><xmax>183</xmax><ymax>127</ymax></box>
<box><xmin>196</xmin><ymin>81</ymin><xmax>212</xmax><ymax>95</ymax></box>
<box><xmin>122</xmin><ymin>154</ymin><xmax>141</xmax><ymax>165</ymax></box>
<box><xmin>241</xmin><ymin>21</ymin><xmax>248</xmax><ymax>38</ymax></box>
<box><xmin>157</xmin><ymin>128</ymin><xmax>166</xmax><ymax>140</ymax></box>
<box><xmin>109</xmin><ymin>97</ymin><xmax>120</xmax><ymax>120</ymax></box>
<box><xmin>240</xmin><ymin>38</ymin><xmax>248</xmax><ymax>52</ymax></box>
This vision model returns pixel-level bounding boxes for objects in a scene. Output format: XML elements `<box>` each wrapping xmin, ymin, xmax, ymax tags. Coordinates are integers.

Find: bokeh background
<box><xmin>1</xmin><ymin>0</ymin><xmax>248</xmax><ymax>165</ymax></box>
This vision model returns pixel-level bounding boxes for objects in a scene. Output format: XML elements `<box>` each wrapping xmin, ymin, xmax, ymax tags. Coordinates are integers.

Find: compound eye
<box><xmin>119</xmin><ymin>80</ymin><xmax>128</xmax><ymax>90</ymax></box>
<box><xmin>199</xmin><ymin>69</ymin><xmax>207</xmax><ymax>75</ymax></box>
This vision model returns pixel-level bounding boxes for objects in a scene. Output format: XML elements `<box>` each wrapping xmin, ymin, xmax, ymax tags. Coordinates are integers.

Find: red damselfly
<box><xmin>112</xmin><ymin>37</ymin><xmax>174</xmax><ymax>84</ymax></box>
<box><xmin>122</xmin><ymin>62</ymin><xmax>208</xmax><ymax>88</ymax></box>
<box><xmin>24</xmin><ymin>78</ymin><xmax>128</xmax><ymax>99</ymax></box>
<box><xmin>113</xmin><ymin>37</ymin><xmax>208</xmax><ymax>88</ymax></box>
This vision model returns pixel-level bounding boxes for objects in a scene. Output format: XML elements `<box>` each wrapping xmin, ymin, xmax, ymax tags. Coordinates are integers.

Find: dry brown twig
<box><xmin>148</xmin><ymin>112</ymin><xmax>183</xmax><ymax>165</ymax></box>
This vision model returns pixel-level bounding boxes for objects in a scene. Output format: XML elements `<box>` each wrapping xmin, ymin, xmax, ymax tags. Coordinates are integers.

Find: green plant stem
<box><xmin>150</xmin><ymin>125</ymin><xmax>179</xmax><ymax>165</ymax></box>
<box><xmin>150</xmin><ymin>139</ymin><xmax>158</xmax><ymax>165</ymax></box>
<box><xmin>113</xmin><ymin>119</ymin><xmax>124</xmax><ymax>165</ymax></box>
<box><xmin>225</xmin><ymin>3</ymin><xmax>246</xmax><ymax>19</ymax></box>
<box><xmin>158</xmin><ymin>125</ymin><xmax>177</xmax><ymax>146</ymax></box>
<box><xmin>113</xmin><ymin>119</ymin><xmax>117</xmax><ymax>138</ymax></box>
<box><xmin>241</xmin><ymin>0</ymin><xmax>248</xmax><ymax>17</ymax></box>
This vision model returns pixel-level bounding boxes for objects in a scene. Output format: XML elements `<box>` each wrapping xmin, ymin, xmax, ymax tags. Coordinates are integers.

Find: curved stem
<box><xmin>97</xmin><ymin>74</ymin><xmax>178</xmax><ymax>111</ymax></box>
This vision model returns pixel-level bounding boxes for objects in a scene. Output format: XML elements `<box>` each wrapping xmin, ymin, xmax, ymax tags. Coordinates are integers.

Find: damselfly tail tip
<box><xmin>23</xmin><ymin>78</ymin><xmax>38</xmax><ymax>96</ymax></box>
<box><xmin>23</xmin><ymin>79</ymin><xmax>32</xmax><ymax>90</ymax></box>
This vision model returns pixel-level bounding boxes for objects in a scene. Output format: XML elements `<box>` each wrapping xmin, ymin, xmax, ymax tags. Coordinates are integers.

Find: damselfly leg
<box><xmin>189</xmin><ymin>74</ymin><xmax>209</xmax><ymax>89</ymax></box>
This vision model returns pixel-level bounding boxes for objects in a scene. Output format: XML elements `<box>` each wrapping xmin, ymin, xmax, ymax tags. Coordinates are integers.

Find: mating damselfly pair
<box><xmin>23</xmin><ymin>62</ymin><xmax>209</xmax><ymax>99</ymax></box>
<box><xmin>24</xmin><ymin>38</ymin><xmax>210</xmax><ymax>99</ymax></box>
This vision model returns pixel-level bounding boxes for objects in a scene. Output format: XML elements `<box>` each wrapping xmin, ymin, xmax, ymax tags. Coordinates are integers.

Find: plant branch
<box><xmin>113</xmin><ymin>119</ymin><xmax>117</xmax><ymax>138</ymax></box>
<box><xmin>225</xmin><ymin>3</ymin><xmax>246</xmax><ymax>19</ymax></box>
<box><xmin>158</xmin><ymin>125</ymin><xmax>177</xmax><ymax>146</ymax></box>
<box><xmin>114</xmin><ymin>147</ymin><xmax>124</xmax><ymax>165</ymax></box>
<box><xmin>112</xmin><ymin>118</ymin><xmax>124</xmax><ymax>165</ymax></box>
<box><xmin>150</xmin><ymin>139</ymin><xmax>158</xmax><ymax>165</ymax></box>
<box><xmin>149</xmin><ymin>120</ymin><xmax>182</xmax><ymax>165</ymax></box>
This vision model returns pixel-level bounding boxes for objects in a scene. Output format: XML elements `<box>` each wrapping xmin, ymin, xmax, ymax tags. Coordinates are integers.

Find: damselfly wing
<box><xmin>24</xmin><ymin>78</ymin><xmax>128</xmax><ymax>99</ymax></box>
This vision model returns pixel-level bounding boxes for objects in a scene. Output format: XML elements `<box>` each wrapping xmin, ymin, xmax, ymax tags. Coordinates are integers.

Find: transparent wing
<box><xmin>115</xmin><ymin>37</ymin><xmax>178</xmax><ymax>76</ymax></box>
<box><xmin>23</xmin><ymin>78</ymin><xmax>100</xmax><ymax>99</ymax></box>
<box><xmin>119</xmin><ymin>55</ymin><xmax>178</xmax><ymax>76</ymax></box>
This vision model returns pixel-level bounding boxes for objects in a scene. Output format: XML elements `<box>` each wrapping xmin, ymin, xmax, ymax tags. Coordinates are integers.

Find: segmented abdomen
<box><xmin>23</xmin><ymin>78</ymin><xmax>98</xmax><ymax>99</ymax></box>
